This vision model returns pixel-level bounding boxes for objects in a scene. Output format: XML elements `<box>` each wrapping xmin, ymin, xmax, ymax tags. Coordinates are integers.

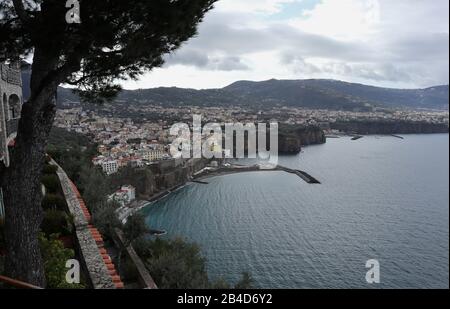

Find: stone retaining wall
<box><xmin>51</xmin><ymin>160</ymin><xmax>118</xmax><ymax>289</ymax></box>
<box><xmin>114</xmin><ymin>229</ymin><xmax>158</xmax><ymax>289</ymax></box>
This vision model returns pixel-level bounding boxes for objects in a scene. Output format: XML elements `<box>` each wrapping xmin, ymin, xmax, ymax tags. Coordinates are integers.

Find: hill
<box><xmin>18</xmin><ymin>64</ymin><xmax>448</xmax><ymax>111</ymax></box>
<box><xmin>59</xmin><ymin>79</ymin><xmax>448</xmax><ymax>111</ymax></box>
<box><xmin>223</xmin><ymin>79</ymin><xmax>449</xmax><ymax>110</ymax></box>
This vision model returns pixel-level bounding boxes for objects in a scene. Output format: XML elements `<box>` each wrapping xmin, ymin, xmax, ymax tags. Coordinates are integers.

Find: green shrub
<box><xmin>123</xmin><ymin>213</ymin><xmax>149</xmax><ymax>244</ymax></box>
<box><xmin>134</xmin><ymin>237</ymin><xmax>254</xmax><ymax>289</ymax></box>
<box><xmin>41</xmin><ymin>174</ymin><xmax>61</xmax><ymax>194</ymax></box>
<box><xmin>43</xmin><ymin>164</ymin><xmax>58</xmax><ymax>175</ymax></box>
<box><xmin>137</xmin><ymin>237</ymin><xmax>209</xmax><ymax>289</ymax></box>
<box><xmin>120</xmin><ymin>257</ymin><xmax>139</xmax><ymax>282</ymax></box>
<box><xmin>91</xmin><ymin>202</ymin><xmax>121</xmax><ymax>241</ymax></box>
<box><xmin>41</xmin><ymin>210</ymin><xmax>73</xmax><ymax>236</ymax></box>
<box><xmin>39</xmin><ymin>233</ymin><xmax>84</xmax><ymax>289</ymax></box>
<box><xmin>42</xmin><ymin>194</ymin><xmax>67</xmax><ymax>211</ymax></box>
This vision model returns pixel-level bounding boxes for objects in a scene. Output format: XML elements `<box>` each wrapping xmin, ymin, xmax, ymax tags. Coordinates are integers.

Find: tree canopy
<box><xmin>0</xmin><ymin>0</ymin><xmax>216</xmax><ymax>286</ymax></box>
<box><xmin>1</xmin><ymin>0</ymin><xmax>216</xmax><ymax>102</ymax></box>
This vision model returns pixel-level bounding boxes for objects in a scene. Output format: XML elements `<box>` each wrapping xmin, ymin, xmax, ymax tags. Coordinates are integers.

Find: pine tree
<box><xmin>0</xmin><ymin>0</ymin><xmax>216</xmax><ymax>286</ymax></box>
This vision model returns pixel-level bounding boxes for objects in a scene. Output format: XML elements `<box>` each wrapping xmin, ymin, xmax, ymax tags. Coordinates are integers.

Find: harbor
<box><xmin>193</xmin><ymin>164</ymin><xmax>321</xmax><ymax>184</ymax></box>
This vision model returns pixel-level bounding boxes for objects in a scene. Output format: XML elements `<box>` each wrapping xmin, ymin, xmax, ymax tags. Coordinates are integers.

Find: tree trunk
<box><xmin>0</xmin><ymin>64</ymin><xmax>58</xmax><ymax>286</ymax></box>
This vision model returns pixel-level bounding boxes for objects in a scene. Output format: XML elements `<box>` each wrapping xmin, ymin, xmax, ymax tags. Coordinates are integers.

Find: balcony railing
<box><xmin>0</xmin><ymin>64</ymin><xmax>22</xmax><ymax>86</ymax></box>
<box><xmin>0</xmin><ymin>275</ymin><xmax>43</xmax><ymax>289</ymax></box>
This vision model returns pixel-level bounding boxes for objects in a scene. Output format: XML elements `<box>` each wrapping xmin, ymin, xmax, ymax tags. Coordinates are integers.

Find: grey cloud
<box><xmin>281</xmin><ymin>54</ymin><xmax>415</xmax><ymax>83</ymax></box>
<box><xmin>280</xmin><ymin>53</ymin><xmax>321</xmax><ymax>74</ymax></box>
<box><xmin>188</xmin><ymin>17</ymin><xmax>373</xmax><ymax>62</ymax></box>
<box><xmin>164</xmin><ymin>49</ymin><xmax>249</xmax><ymax>71</ymax></box>
<box><xmin>214</xmin><ymin>56</ymin><xmax>249</xmax><ymax>71</ymax></box>
<box><xmin>165</xmin><ymin>49</ymin><xmax>210</xmax><ymax>68</ymax></box>
<box><xmin>328</xmin><ymin>63</ymin><xmax>414</xmax><ymax>83</ymax></box>
<box><xmin>160</xmin><ymin>3</ymin><xmax>449</xmax><ymax>87</ymax></box>
<box><xmin>382</xmin><ymin>33</ymin><xmax>449</xmax><ymax>62</ymax></box>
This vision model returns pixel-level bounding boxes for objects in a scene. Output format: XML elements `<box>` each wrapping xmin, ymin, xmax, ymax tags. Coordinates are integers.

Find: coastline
<box><xmin>121</xmin><ymin>183</ymin><xmax>190</xmax><ymax>222</ymax></box>
<box><xmin>122</xmin><ymin>133</ymin><xmax>447</xmax><ymax>221</ymax></box>
<box><xmin>193</xmin><ymin>164</ymin><xmax>321</xmax><ymax>184</ymax></box>
<box><xmin>138</xmin><ymin>134</ymin><xmax>449</xmax><ymax>289</ymax></box>
<box><xmin>123</xmin><ymin>164</ymin><xmax>320</xmax><ymax>222</ymax></box>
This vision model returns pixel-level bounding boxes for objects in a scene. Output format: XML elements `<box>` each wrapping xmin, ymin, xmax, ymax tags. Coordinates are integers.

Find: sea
<box><xmin>141</xmin><ymin>134</ymin><xmax>449</xmax><ymax>288</ymax></box>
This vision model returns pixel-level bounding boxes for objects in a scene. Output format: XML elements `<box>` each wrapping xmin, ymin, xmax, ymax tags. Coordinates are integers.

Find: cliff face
<box><xmin>278</xmin><ymin>135</ymin><xmax>302</xmax><ymax>154</ymax></box>
<box><xmin>278</xmin><ymin>126</ymin><xmax>326</xmax><ymax>154</ymax></box>
<box><xmin>331</xmin><ymin>121</ymin><xmax>449</xmax><ymax>135</ymax></box>
<box><xmin>295</xmin><ymin>127</ymin><xmax>327</xmax><ymax>146</ymax></box>
<box><xmin>113</xmin><ymin>158</ymin><xmax>210</xmax><ymax>199</ymax></box>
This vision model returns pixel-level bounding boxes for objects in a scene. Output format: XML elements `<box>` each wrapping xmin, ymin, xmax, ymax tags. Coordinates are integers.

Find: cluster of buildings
<box><xmin>53</xmin><ymin>96</ymin><xmax>449</xmax><ymax>176</ymax></box>
<box><xmin>56</xmin><ymin>101</ymin><xmax>449</xmax><ymax>133</ymax></box>
<box><xmin>93</xmin><ymin>143</ymin><xmax>168</xmax><ymax>175</ymax></box>
<box><xmin>261</xmin><ymin>106</ymin><xmax>449</xmax><ymax>126</ymax></box>
<box><xmin>55</xmin><ymin>108</ymin><xmax>172</xmax><ymax>175</ymax></box>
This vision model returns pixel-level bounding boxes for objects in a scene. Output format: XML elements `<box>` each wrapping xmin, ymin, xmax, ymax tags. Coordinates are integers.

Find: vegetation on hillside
<box><xmin>128</xmin><ymin>214</ymin><xmax>253</xmax><ymax>289</ymax></box>
<box><xmin>58</xmin><ymin>79</ymin><xmax>450</xmax><ymax>111</ymax></box>
<box><xmin>39</xmin><ymin>233</ymin><xmax>84</xmax><ymax>289</ymax></box>
<box><xmin>46</xmin><ymin>127</ymin><xmax>253</xmax><ymax>289</ymax></box>
<box><xmin>133</xmin><ymin>237</ymin><xmax>253</xmax><ymax>289</ymax></box>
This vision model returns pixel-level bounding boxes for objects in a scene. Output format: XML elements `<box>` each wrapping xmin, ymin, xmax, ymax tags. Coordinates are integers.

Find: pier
<box><xmin>192</xmin><ymin>180</ymin><xmax>209</xmax><ymax>185</ymax></box>
<box><xmin>193</xmin><ymin>164</ymin><xmax>321</xmax><ymax>184</ymax></box>
<box><xmin>275</xmin><ymin>166</ymin><xmax>321</xmax><ymax>184</ymax></box>
<box><xmin>391</xmin><ymin>134</ymin><xmax>405</xmax><ymax>139</ymax></box>
<box><xmin>351</xmin><ymin>135</ymin><xmax>364</xmax><ymax>141</ymax></box>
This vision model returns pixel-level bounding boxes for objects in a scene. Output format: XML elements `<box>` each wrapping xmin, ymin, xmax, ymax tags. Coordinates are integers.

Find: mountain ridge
<box><xmin>222</xmin><ymin>78</ymin><xmax>449</xmax><ymax>110</ymax></box>
<box><xmin>19</xmin><ymin>64</ymin><xmax>448</xmax><ymax>111</ymax></box>
<box><xmin>68</xmin><ymin>79</ymin><xmax>449</xmax><ymax>111</ymax></box>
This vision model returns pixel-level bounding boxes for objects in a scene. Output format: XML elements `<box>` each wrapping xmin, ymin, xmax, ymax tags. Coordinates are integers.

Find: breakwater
<box><xmin>124</xmin><ymin>161</ymin><xmax>321</xmax><ymax>222</ymax></box>
<box><xmin>193</xmin><ymin>164</ymin><xmax>321</xmax><ymax>184</ymax></box>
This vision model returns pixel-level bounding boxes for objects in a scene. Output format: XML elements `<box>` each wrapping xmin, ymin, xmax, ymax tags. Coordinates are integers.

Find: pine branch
<box><xmin>12</xmin><ymin>0</ymin><xmax>31</xmax><ymax>25</ymax></box>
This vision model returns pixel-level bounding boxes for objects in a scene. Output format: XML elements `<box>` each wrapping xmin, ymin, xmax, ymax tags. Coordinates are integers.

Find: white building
<box><xmin>148</xmin><ymin>149</ymin><xmax>164</xmax><ymax>161</ymax></box>
<box><xmin>108</xmin><ymin>185</ymin><xmax>136</xmax><ymax>207</ymax></box>
<box><xmin>120</xmin><ymin>185</ymin><xmax>136</xmax><ymax>202</ymax></box>
<box><xmin>102</xmin><ymin>160</ymin><xmax>119</xmax><ymax>175</ymax></box>
<box><xmin>139</xmin><ymin>148</ymin><xmax>165</xmax><ymax>162</ymax></box>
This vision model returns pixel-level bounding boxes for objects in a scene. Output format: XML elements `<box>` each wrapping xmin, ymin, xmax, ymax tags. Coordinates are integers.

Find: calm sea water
<box><xmin>142</xmin><ymin>134</ymin><xmax>449</xmax><ymax>288</ymax></box>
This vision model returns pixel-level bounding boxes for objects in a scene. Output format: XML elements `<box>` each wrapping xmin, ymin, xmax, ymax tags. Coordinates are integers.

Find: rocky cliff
<box><xmin>110</xmin><ymin>158</ymin><xmax>210</xmax><ymax>200</ymax></box>
<box><xmin>331</xmin><ymin>120</ymin><xmax>449</xmax><ymax>135</ymax></box>
<box><xmin>278</xmin><ymin>125</ymin><xmax>326</xmax><ymax>154</ymax></box>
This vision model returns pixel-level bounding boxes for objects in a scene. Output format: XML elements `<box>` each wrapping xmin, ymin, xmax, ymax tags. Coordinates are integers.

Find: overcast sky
<box><xmin>122</xmin><ymin>0</ymin><xmax>449</xmax><ymax>90</ymax></box>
